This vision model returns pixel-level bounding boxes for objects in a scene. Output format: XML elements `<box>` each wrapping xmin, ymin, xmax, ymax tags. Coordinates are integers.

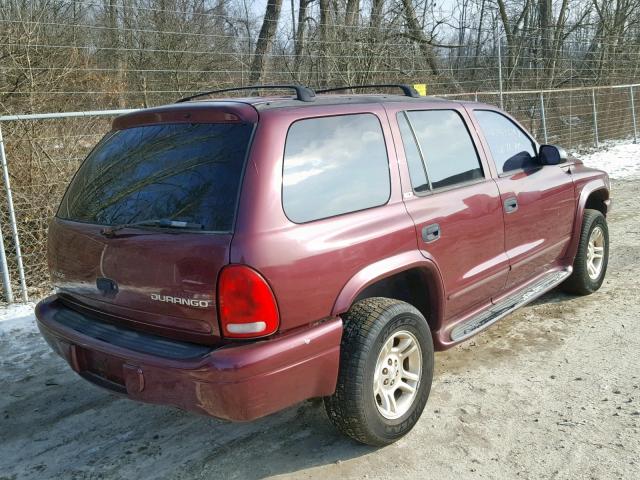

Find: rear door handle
<box><xmin>422</xmin><ymin>223</ymin><xmax>440</xmax><ymax>243</ymax></box>
<box><xmin>504</xmin><ymin>196</ymin><xmax>518</xmax><ymax>213</ymax></box>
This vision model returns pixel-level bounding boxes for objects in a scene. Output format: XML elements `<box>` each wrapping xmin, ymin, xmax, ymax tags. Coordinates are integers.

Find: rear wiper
<box><xmin>100</xmin><ymin>219</ymin><xmax>204</xmax><ymax>237</ymax></box>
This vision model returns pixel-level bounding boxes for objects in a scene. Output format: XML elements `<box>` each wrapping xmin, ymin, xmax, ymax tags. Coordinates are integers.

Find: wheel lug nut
<box><xmin>382</xmin><ymin>368</ymin><xmax>388</xmax><ymax>374</ymax></box>
<box><xmin>383</xmin><ymin>379</ymin><xmax>389</xmax><ymax>385</ymax></box>
<box><xmin>388</xmin><ymin>359</ymin><xmax>392</xmax><ymax>366</ymax></box>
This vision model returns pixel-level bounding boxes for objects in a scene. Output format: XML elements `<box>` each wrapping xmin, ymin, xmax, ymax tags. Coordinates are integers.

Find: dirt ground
<box><xmin>1</xmin><ymin>179</ymin><xmax>639</xmax><ymax>480</ymax></box>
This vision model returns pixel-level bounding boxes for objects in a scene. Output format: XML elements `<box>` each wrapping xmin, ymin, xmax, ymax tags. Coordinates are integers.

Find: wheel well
<box><xmin>585</xmin><ymin>189</ymin><xmax>609</xmax><ymax>216</ymax></box>
<box><xmin>353</xmin><ymin>268</ymin><xmax>436</xmax><ymax>331</ymax></box>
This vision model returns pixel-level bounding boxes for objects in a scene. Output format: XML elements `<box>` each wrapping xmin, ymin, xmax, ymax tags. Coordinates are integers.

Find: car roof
<box><xmin>184</xmin><ymin>94</ymin><xmax>482</xmax><ymax>111</ymax></box>
<box><xmin>113</xmin><ymin>94</ymin><xmax>496</xmax><ymax>130</ymax></box>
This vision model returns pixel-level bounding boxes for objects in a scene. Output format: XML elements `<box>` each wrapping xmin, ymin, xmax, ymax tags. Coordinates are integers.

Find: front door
<box><xmin>470</xmin><ymin>108</ymin><xmax>576</xmax><ymax>290</ymax></box>
<box><xmin>390</xmin><ymin>106</ymin><xmax>510</xmax><ymax>320</ymax></box>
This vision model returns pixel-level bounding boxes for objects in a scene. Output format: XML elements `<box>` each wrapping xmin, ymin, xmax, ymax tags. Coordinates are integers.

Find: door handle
<box><xmin>422</xmin><ymin>223</ymin><xmax>440</xmax><ymax>243</ymax></box>
<box><xmin>504</xmin><ymin>196</ymin><xmax>518</xmax><ymax>213</ymax></box>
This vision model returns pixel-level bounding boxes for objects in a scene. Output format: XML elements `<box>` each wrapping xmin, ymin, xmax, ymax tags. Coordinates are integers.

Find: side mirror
<box><xmin>538</xmin><ymin>144</ymin><xmax>567</xmax><ymax>165</ymax></box>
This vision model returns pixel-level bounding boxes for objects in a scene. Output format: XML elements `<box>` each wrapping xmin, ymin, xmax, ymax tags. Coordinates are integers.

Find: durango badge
<box><xmin>150</xmin><ymin>293</ymin><xmax>211</xmax><ymax>308</ymax></box>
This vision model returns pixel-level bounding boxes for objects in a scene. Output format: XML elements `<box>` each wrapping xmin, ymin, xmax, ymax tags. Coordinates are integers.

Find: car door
<box><xmin>469</xmin><ymin>108</ymin><xmax>576</xmax><ymax>291</ymax></box>
<box><xmin>389</xmin><ymin>105</ymin><xmax>510</xmax><ymax>321</ymax></box>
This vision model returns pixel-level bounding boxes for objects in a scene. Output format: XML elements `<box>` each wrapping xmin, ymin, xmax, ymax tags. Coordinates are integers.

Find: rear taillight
<box><xmin>217</xmin><ymin>265</ymin><xmax>280</xmax><ymax>339</ymax></box>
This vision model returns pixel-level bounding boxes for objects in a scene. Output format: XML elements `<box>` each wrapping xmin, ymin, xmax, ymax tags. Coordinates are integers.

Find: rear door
<box><xmin>50</xmin><ymin>108</ymin><xmax>256</xmax><ymax>344</ymax></box>
<box><xmin>469</xmin><ymin>108</ymin><xmax>575</xmax><ymax>290</ymax></box>
<box><xmin>390</xmin><ymin>105</ymin><xmax>509</xmax><ymax>320</ymax></box>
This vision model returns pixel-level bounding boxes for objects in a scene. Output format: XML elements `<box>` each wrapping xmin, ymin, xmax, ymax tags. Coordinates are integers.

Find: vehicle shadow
<box><xmin>0</xmin><ymin>324</ymin><xmax>377</xmax><ymax>480</ymax></box>
<box><xmin>528</xmin><ymin>288</ymin><xmax>578</xmax><ymax>306</ymax></box>
<box><xmin>184</xmin><ymin>400</ymin><xmax>378</xmax><ymax>479</ymax></box>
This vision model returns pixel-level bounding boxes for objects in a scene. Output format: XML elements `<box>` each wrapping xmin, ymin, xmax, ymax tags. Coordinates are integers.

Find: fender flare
<box><xmin>331</xmin><ymin>250</ymin><xmax>446</xmax><ymax>330</ymax></box>
<box><xmin>565</xmin><ymin>179</ymin><xmax>610</xmax><ymax>261</ymax></box>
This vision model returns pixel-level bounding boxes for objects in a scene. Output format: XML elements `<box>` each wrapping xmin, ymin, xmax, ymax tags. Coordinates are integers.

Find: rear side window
<box><xmin>474</xmin><ymin>110</ymin><xmax>537</xmax><ymax>173</ymax></box>
<box><xmin>282</xmin><ymin>114</ymin><xmax>390</xmax><ymax>223</ymax></box>
<box><xmin>58</xmin><ymin>123</ymin><xmax>253</xmax><ymax>231</ymax></box>
<box><xmin>405</xmin><ymin>110</ymin><xmax>483</xmax><ymax>189</ymax></box>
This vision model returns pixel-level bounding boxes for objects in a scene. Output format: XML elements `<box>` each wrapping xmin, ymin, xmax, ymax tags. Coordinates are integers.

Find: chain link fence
<box><xmin>0</xmin><ymin>83</ymin><xmax>638</xmax><ymax>303</ymax></box>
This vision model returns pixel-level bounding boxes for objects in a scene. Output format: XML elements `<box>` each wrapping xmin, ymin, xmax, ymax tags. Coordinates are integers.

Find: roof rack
<box><xmin>316</xmin><ymin>84</ymin><xmax>421</xmax><ymax>98</ymax></box>
<box><xmin>175</xmin><ymin>85</ymin><xmax>316</xmax><ymax>103</ymax></box>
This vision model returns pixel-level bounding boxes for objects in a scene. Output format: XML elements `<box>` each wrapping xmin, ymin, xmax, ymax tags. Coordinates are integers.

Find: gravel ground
<box><xmin>1</xmin><ymin>178</ymin><xmax>639</xmax><ymax>480</ymax></box>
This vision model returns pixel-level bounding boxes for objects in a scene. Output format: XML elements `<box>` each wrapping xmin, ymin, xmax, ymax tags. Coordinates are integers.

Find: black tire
<box><xmin>562</xmin><ymin>209</ymin><xmax>609</xmax><ymax>295</ymax></box>
<box><xmin>324</xmin><ymin>297</ymin><xmax>434</xmax><ymax>446</ymax></box>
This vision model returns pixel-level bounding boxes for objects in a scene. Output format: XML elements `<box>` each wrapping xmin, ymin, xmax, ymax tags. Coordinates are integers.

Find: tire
<box><xmin>562</xmin><ymin>208</ymin><xmax>609</xmax><ymax>295</ymax></box>
<box><xmin>324</xmin><ymin>297</ymin><xmax>434</xmax><ymax>446</ymax></box>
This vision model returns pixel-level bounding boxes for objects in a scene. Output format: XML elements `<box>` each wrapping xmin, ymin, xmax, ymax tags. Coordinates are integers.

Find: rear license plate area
<box><xmin>79</xmin><ymin>348</ymin><xmax>127</xmax><ymax>393</ymax></box>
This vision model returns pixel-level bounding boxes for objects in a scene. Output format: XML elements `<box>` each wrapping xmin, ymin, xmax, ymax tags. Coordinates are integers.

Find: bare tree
<box><xmin>249</xmin><ymin>0</ymin><xmax>284</xmax><ymax>84</ymax></box>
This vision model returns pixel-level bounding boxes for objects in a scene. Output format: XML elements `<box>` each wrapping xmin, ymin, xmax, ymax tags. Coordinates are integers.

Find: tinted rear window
<box><xmin>58</xmin><ymin>123</ymin><xmax>253</xmax><ymax>231</ymax></box>
<box><xmin>282</xmin><ymin>114</ymin><xmax>390</xmax><ymax>223</ymax></box>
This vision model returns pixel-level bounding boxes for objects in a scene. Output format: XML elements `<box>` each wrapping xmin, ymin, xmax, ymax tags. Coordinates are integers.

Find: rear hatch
<box><xmin>49</xmin><ymin>103</ymin><xmax>257</xmax><ymax>345</ymax></box>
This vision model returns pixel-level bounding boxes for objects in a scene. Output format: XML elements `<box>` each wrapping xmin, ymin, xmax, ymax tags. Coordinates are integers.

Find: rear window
<box><xmin>58</xmin><ymin>123</ymin><xmax>253</xmax><ymax>232</ymax></box>
<box><xmin>282</xmin><ymin>113</ymin><xmax>390</xmax><ymax>223</ymax></box>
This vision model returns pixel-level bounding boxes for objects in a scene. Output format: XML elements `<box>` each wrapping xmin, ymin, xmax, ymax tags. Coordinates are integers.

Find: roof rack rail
<box><xmin>175</xmin><ymin>85</ymin><xmax>316</xmax><ymax>103</ymax></box>
<box><xmin>316</xmin><ymin>84</ymin><xmax>421</xmax><ymax>98</ymax></box>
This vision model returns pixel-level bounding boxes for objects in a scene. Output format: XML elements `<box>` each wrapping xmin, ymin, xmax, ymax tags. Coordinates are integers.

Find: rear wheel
<box><xmin>562</xmin><ymin>209</ymin><xmax>609</xmax><ymax>295</ymax></box>
<box><xmin>324</xmin><ymin>297</ymin><xmax>433</xmax><ymax>446</ymax></box>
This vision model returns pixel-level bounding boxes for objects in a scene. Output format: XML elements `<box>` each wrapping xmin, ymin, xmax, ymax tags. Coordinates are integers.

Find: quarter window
<box><xmin>282</xmin><ymin>114</ymin><xmax>390</xmax><ymax>223</ymax></box>
<box><xmin>404</xmin><ymin>110</ymin><xmax>483</xmax><ymax>190</ymax></box>
<box><xmin>474</xmin><ymin>110</ymin><xmax>537</xmax><ymax>173</ymax></box>
<box><xmin>397</xmin><ymin>113</ymin><xmax>429</xmax><ymax>192</ymax></box>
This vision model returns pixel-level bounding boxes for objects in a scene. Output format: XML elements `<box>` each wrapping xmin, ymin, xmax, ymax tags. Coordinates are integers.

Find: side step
<box><xmin>450</xmin><ymin>268</ymin><xmax>572</xmax><ymax>342</ymax></box>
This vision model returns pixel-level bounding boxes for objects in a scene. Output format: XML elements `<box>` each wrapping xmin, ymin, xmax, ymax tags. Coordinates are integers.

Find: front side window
<box><xmin>282</xmin><ymin>113</ymin><xmax>390</xmax><ymax>223</ymax></box>
<box><xmin>404</xmin><ymin>110</ymin><xmax>483</xmax><ymax>189</ymax></box>
<box><xmin>474</xmin><ymin>110</ymin><xmax>537</xmax><ymax>173</ymax></box>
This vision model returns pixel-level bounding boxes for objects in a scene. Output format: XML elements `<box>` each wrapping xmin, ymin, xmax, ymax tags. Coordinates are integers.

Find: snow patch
<box><xmin>0</xmin><ymin>303</ymin><xmax>36</xmax><ymax>332</ymax></box>
<box><xmin>574</xmin><ymin>140</ymin><xmax>640</xmax><ymax>179</ymax></box>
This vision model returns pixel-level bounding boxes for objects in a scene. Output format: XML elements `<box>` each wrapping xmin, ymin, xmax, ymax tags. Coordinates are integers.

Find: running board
<box><xmin>450</xmin><ymin>268</ymin><xmax>572</xmax><ymax>342</ymax></box>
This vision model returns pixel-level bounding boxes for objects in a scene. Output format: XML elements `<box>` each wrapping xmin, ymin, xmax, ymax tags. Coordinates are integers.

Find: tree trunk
<box><xmin>471</xmin><ymin>0</ymin><xmax>486</xmax><ymax>80</ymax></box>
<box><xmin>294</xmin><ymin>0</ymin><xmax>308</xmax><ymax>59</ymax></box>
<box><xmin>539</xmin><ymin>0</ymin><xmax>552</xmax><ymax>84</ymax></box>
<box><xmin>370</xmin><ymin>0</ymin><xmax>384</xmax><ymax>28</ymax></box>
<box><xmin>345</xmin><ymin>0</ymin><xmax>359</xmax><ymax>26</ymax></box>
<box><xmin>400</xmin><ymin>0</ymin><xmax>440</xmax><ymax>76</ymax></box>
<box><xmin>249</xmin><ymin>0</ymin><xmax>283</xmax><ymax>84</ymax></box>
<box><xmin>105</xmin><ymin>0</ymin><xmax>125</xmax><ymax>107</ymax></box>
<box><xmin>318</xmin><ymin>0</ymin><xmax>332</xmax><ymax>85</ymax></box>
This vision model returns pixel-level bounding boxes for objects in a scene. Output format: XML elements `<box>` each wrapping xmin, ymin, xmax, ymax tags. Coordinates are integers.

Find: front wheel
<box><xmin>324</xmin><ymin>297</ymin><xmax>434</xmax><ymax>446</ymax></box>
<box><xmin>562</xmin><ymin>209</ymin><xmax>609</xmax><ymax>295</ymax></box>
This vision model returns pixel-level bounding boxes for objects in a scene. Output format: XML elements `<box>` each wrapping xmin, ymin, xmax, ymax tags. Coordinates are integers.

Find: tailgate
<box><xmin>49</xmin><ymin>218</ymin><xmax>229</xmax><ymax>344</ymax></box>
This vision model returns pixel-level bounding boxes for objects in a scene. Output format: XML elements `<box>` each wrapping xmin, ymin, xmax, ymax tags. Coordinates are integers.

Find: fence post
<box><xmin>591</xmin><ymin>89</ymin><xmax>599</xmax><ymax>147</ymax></box>
<box><xmin>630</xmin><ymin>86</ymin><xmax>637</xmax><ymax>144</ymax></box>
<box><xmin>0</xmin><ymin>124</ymin><xmax>28</xmax><ymax>302</ymax></box>
<box><xmin>539</xmin><ymin>92</ymin><xmax>548</xmax><ymax>144</ymax></box>
<box><xmin>497</xmin><ymin>32</ymin><xmax>504</xmax><ymax>109</ymax></box>
<box><xmin>0</xmin><ymin>219</ymin><xmax>13</xmax><ymax>303</ymax></box>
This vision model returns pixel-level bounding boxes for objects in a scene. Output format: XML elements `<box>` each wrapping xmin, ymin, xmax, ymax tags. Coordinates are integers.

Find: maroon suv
<box><xmin>36</xmin><ymin>84</ymin><xmax>611</xmax><ymax>446</ymax></box>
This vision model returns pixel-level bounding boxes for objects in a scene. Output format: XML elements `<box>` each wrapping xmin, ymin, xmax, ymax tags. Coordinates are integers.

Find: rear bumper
<box><xmin>35</xmin><ymin>295</ymin><xmax>342</xmax><ymax>421</ymax></box>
